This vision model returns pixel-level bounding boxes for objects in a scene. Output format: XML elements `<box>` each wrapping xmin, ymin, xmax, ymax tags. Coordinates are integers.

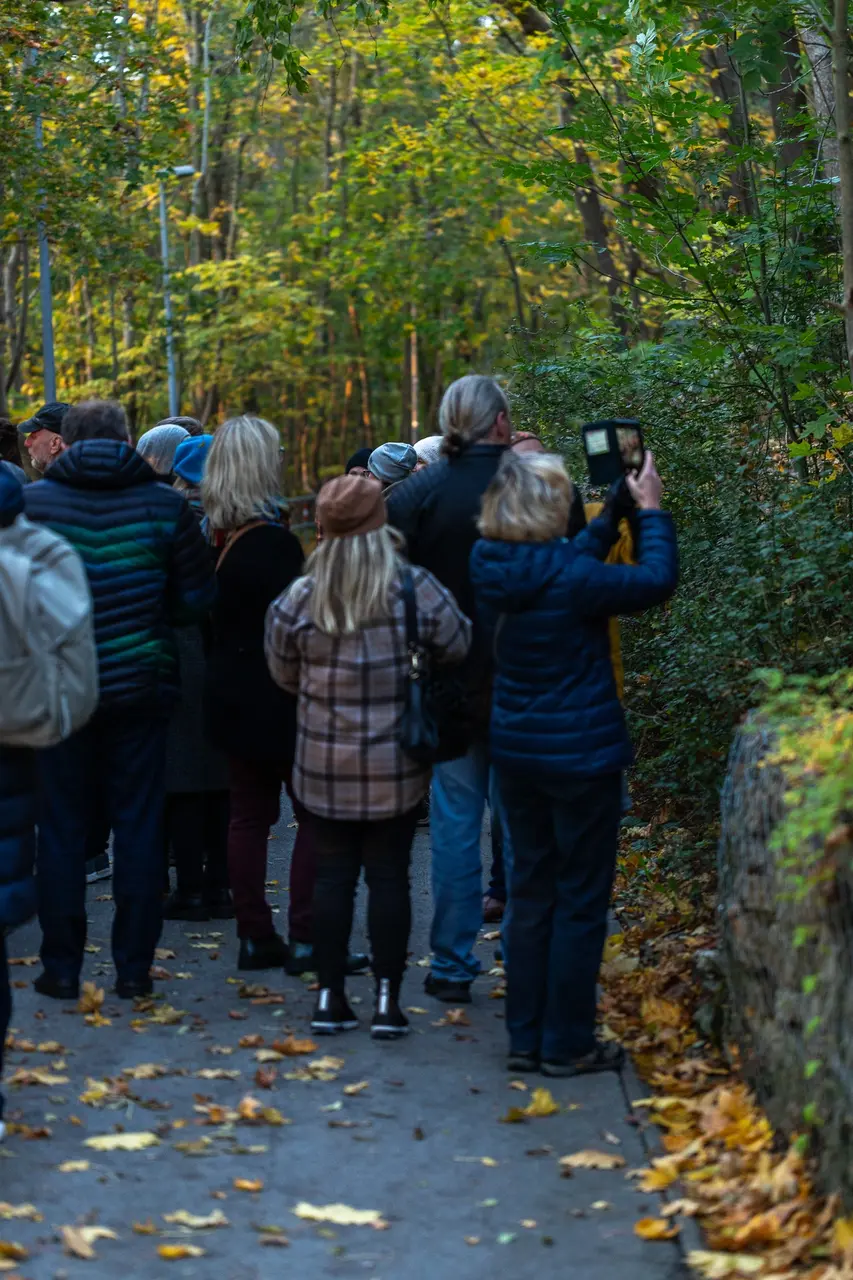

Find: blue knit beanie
<box><xmin>174</xmin><ymin>434</ymin><xmax>214</xmax><ymax>486</ymax></box>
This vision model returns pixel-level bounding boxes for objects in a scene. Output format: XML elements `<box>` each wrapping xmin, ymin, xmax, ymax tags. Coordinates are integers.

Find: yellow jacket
<box><xmin>584</xmin><ymin>503</ymin><xmax>634</xmax><ymax>701</ymax></box>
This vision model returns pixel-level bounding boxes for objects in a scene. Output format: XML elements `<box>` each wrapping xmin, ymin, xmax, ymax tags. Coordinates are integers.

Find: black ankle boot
<box><xmin>162</xmin><ymin>891</ymin><xmax>209</xmax><ymax>922</ymax></box>
<box><xmin>238</xmin><ymin>933</ymin><xmax>289</xmax><ymax>970</ymax></box>
<box><xmin>371</xmin><ymin>979</ymin><xmax>409</xmax><ymax>1040</ymax></box>
<box><xmin>310</xmin><ymin>988</ymin><xmax>359</xmax><ymax>1034</ymax></box>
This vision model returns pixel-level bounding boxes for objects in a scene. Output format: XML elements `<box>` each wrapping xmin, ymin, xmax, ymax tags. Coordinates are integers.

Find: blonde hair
<box><xmin>479</xmin><ymin>452</ymin><xmax>573</xmax><ymax>543</ymax></box>
<box><xmin>305</xmin><ymin>526</ymin><xmax>403</xmax><ymax>636</ymax></box>
<box><xmin>439</xmin><ymin>375</ymin><xmax>509</xmax><ymax>458</ymax></box>
<box><xmin>202</xmin><ymin>415</ymin><xmax>281</xmax><ymax>531</ymax></box>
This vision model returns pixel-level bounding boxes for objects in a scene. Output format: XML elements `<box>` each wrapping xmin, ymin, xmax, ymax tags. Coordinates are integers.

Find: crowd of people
<box><xmin>0</xmin><ymin>375</ymin><xmax>677</xmax><ymax>1134</ymax></box>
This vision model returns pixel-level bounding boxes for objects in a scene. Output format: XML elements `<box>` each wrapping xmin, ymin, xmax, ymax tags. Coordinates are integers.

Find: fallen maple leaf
<box><xmin>255</xmin><ymin>1067</ymin><xmax>277</xmax><ymax>1089</ymax></box>
<box><xmin>58</xmin><ymin>1161</ymin><xmax>89</xmax><ymax>1174</ymax></box>
<box><xmin>635</xmin><ymin>1217</ymin><xmax>680</xmax><ymax>1241</ymax></box>
<box><xmin>239</xmin><ymin>1034</ymin><xmax>264</xmax><ymax>1049</ymax></box>
<box><xmin>78</xmin><ymin>981</ymin><xmax>105</xmax><ymax>1015</ymax></box>
<box><xmin>234</xmin><ymin>1178</ymin><xmax>263</xmax><ymax>1192</ymax></box>
<box><xmin>343</xmin><ymin>1081</ymin><xmax>369</xmax><ymax>1096</ymax></box>
<box><xmin>163</xmin><ymin>1209</ymin><xmax>229</xmax><ymax>1230</ymax></box>
<box><xmin>640</xmin><ymin>995</ymin><xmax>686</xmax><ymax>1029</ymax></box>
<box><xmin>445</xmin><ymin>1007</ymin><xmax>471</xmax><ymax>1026</ymax></box>
<box><xmin>61</xmin><ymin>1225</ymin><xmax>118</xmax><ymax>1259</ymax></box>
<box><xmin>122</xmin><ymin>1063</ymin><xmax>168</xmax><ymax>1080</ymax></box>
<box><xmin>84</xmin><ymin>1131</ymin><xmax>160</xmax><ymax>1152</ymax></box>
<box><xmin>523</xmin><ymin>1088</ymin><xmax>560</xmax><ymax>1118</ymax></box>
<box><xmin>0</xmin><ymin>1242</ymin><xmax>28</xmax><ymax>1263</ymax></box>
<box><xmin>559</xmin><ymin>1150</ymin><xmax>626</xmax><ymax>1171</ymax></box>
<box><xmin>195</xmin><ymin>1068</ymin><xmax>241</xmax><ymax>1080</ymax></box>
<box><xmin>158</xmin><ymin>1244</ymin><xmax>206</xmax><ymax>1259</ymax></box>
<box><xmin>660</xmin><ymin>1198</ymin><xmax>699</xmax><ymax>1218</ymax></box>
<box><xmin>292</xmin><ymin>1202</ymin><xmax>387</xmax><ymax>1228</ymax></box>
<box><xmin>132</xmin><ymin>1219</ymin><xmax>159</xmax><ymax>1235</ymax></box>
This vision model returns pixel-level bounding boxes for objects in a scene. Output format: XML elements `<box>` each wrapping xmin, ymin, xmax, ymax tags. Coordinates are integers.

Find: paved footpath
<box><xmin>2</xmin><ymin>801</ymin><xmax>687</xmax><ymax>1279</ymax></box>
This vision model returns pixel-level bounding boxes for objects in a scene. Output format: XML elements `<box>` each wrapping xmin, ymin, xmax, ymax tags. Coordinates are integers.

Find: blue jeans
<box><xmin>429</xmin><ymin>744</ymin><xmax>513</xmax><ymax>984</ymax></box>
<box><xmin>499</xmin><ymin>770</ymin><xmax>621</xmax><ymax>1062</ymax></box>
<box><xmin>37</xmin><ymin>709</ymin><xmax>169</xmax><ymax>985</ymax></box>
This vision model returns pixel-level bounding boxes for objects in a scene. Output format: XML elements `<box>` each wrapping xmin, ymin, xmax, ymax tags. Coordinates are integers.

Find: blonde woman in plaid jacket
<box><xmin>265</xmin><ymin>475</ymin><xmax>471</xmax><ymax>1039</ymax></box>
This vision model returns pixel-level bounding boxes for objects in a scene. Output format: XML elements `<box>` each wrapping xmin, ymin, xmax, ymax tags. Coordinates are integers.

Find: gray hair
<box><xmin>438</xmin><ymin>375</ymin><xmax>509</xmax><ymax>458</ymax></box>
<box><xmin>157</xmin><ymin>415</ymin><xmax>204</xmax><ymax>437</ymax></box>
<box><xmin>136</xmin><ymin>424</ymin><xmax>190</xmax><ymax>476</ymax></box>
<box><xmin>63</xmin><ymin>400</ymin><xmax>129</xmax><ymax>446</ymax></box>
<box><xmin>201</xmin><ymin>415</ymin><xmax>282</xmax><ymax>531</ymax></box>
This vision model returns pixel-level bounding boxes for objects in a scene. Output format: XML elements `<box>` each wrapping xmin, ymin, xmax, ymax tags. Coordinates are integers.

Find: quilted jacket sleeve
<box><xmin>167</xmin><ymin>500</ymin><xmax>217</xmax><ymax>625</ymax></box>
<box><xmin>571</xmin><ymin>510</ymin><xmax>678</xmax><ymax>617</ymax></box>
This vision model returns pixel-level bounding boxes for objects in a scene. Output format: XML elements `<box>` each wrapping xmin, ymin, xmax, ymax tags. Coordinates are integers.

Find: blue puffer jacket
<box><xmin>470</xmin><ymin>510</ymin><xmax>678</xmax><ymax>777</ymax></box>
<box><xmin>24</xmin><ymin>440</ymin><xmax>216</xmax><ymax>712</ymax></box>
<box><xmin>0</xmin><ymin>468</ymin><xmax>36</xmax><ymax>929</ymax></box>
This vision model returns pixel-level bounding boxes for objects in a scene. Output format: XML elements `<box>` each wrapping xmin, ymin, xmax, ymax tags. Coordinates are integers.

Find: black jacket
<box><xmin>386</xmin><ymin>444</ymin><xmax>506</xmax><ymax>742</ymax></box>
<box><xmin>204</xmin><ymin>523</ymin><xmax>305</xmax><ymax>764</ymax></box>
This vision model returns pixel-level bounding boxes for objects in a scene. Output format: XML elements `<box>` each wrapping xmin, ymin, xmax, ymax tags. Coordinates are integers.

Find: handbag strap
<box><xmin>216</xmin><ymin>520</ymin><xmax>268</xmax><ymax>571</ymax></box>
<box><xmin>400</xmin><ymin>568</ymin><xmax>424</xmax><ymax>678</ymax></box>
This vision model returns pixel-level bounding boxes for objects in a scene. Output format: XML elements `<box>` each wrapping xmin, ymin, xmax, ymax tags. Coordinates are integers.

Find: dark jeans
<box><xmin>166</xmin><ymin>791</ymin><xmax>230</xmax><ymax>898</ymax></box>
<box><xmin>227</xmin><ymin>757</ymin><xmax>315</xmax><ymax>942</ymax></box>
<box><xmin>499</xmin><ymin>770</ymin><xmax>621</xmax><ymax>1062</ymax></box>
<box><xmin>36</xmin><ymin>709</ymin><xmax>169</xmax><ymax>985</ymax></box>
<box><xmin>0</xmin><ymin>936</ymin><xmax>9</xmax><ymax>1121</ymax></box>
<box><xmin>310</xmin><ymin>808</ymin><xmax>418</xmax><ymax>994</ymax></box>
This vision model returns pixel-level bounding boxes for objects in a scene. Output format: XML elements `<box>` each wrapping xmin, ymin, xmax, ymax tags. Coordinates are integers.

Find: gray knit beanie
<box><xmin>368</xmin><ymin>442</ymin><xmax>418</xmax><ymax>485</ymax></box>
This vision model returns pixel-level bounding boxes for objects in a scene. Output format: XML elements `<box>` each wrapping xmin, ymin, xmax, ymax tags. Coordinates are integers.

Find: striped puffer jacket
<box><xmin>24</xmin><ymin>439</ymin><xmax>216</xmax><ymax>712</ymax></box>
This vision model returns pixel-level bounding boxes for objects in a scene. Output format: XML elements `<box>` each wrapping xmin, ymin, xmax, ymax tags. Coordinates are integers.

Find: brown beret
<box><xmin>316</xmin><ymin>474</ymin><xmax>386</xmax><ymax>539</ymax></box>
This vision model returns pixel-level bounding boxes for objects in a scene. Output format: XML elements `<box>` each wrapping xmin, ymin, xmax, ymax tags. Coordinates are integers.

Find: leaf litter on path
<box><xmin>61</xmin><ymin>1225</ymin><xmax>118</xmax><ymax>1259</ymax></box>
<box><xmin>292</xmin><ymin>1202</ymin><xmax>388</xmax><ymax>1229</ymax></box>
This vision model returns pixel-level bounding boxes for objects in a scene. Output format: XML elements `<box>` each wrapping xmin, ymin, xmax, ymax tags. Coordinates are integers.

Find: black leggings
<box><xmin>165</xmin><ymin>791</ymin><xmax>230</xmax><ymax>898</ymax></box>
<box><xmin>310</xmin><ymin>808</ymin><xmax>419</xmax><ymax>994</ymax></box>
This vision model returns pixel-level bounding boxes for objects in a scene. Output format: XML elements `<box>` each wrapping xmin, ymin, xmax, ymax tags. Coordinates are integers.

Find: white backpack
<box><xmin>0</xmin><ymin>514</ymin><xmax>99</xmax><ymax>747</ymax></box>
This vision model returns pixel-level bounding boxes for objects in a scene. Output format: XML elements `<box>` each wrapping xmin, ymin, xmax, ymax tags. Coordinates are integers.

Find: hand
<box><xmin>626</xmin><ymin>451</ymin><xmax>662</xmax><ymax>510</ymax></box>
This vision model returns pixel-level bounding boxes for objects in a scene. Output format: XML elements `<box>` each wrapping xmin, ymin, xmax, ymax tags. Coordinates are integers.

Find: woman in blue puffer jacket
<box><xmin>0</xmin><ymin>468</ymin><xmax>38</xmax><ymax>1138</ymax></box>
<box><xmin>470</xmin><ymin>449</ymin><xmax>677</xmax><ymax>1079</ymax></box>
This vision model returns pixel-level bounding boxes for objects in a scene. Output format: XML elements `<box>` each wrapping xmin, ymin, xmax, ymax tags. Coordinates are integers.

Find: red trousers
<box><xmin>227</xmin><ymin>756</ymin><xmax>315</xmax><ymax>942</ymax></box>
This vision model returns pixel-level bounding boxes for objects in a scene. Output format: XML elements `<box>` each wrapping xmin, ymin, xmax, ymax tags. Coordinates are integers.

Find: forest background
<box><xmin>2</xmin><ymin>0</ymin><xmax>852</xmax><ymax>836</ymax></box>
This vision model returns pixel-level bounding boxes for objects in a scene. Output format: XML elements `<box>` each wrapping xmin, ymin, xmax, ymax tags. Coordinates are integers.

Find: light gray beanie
<box><xmin>413</xmin><ymin>435</ymin><xmax>444</xmax><ymax>467</ymax></box>
<box><xmin>368</xmin><ymin>442</ymin><xmax>418</xmax><ymax>484</ymax></box>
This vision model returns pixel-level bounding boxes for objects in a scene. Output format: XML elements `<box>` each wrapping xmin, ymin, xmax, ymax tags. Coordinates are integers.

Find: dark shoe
<box><xmin>33</xmin><ymin>971</ymin><xmax>79</xmax><ymax>1001</ymax></box>
<box><xmin>116</xmin><ymin>977</ymin><xmax>154</xmax><ymax>1000</ymax></box>
<box><xmin>205</xmin><ymin>888</ymin><xmax>235</xmax><ymax>920</ymax></box>
<box><xmin>285</xmin><ymin>942</ymin><xmax>370</xmax><ymax>977</ymax></box>
<box><xmin>311</xmin><ymin>988</ymin><xmax>359</xmax><ymax>1035</ymax></box>
<box><xmin>162</xmin><ymin>891</ymin><xmax>209</xmax><ymax>922</ymax></box>
<box><xmin>415</xmin><ymin>795</ymin><xmax>430</xmax><ymax>827</ymax></box>
<box><xmin>424</xmin><ymin>973</ymin><xmax>472</xmax><ymax>1004</ymax></box>
<box><xmin>482</xmin><ymin>895</ymin><xmax>505</xmax><ymax>924</ymax></box>
<box><xmin>541</xmin><ymin>1041</ymin><xmax>625</xmax><ymax>1078</ymax></box>
<box><xmin>238</xmin><ymin>934</ymin><xmax>289</xmax><ymax>971</ymax></box>
<box><xmin>371</xmin><ymin>979</ymin><xmax>409</xmax><ymax>1040</ymax></box>
<box><xmin>507</xmin><ymin>1050</ymin><xmax>539</xmax><ymax>1073</ymax></box>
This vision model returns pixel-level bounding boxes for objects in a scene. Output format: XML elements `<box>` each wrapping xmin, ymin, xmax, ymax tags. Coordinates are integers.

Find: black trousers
<box><xmin>310</xmin><ymin>808</ymin><xmax>419</xmax><ymax>994</ymax></box>
<box><xmin>499</xmin><ymin>770</ymin><xmax>622</xmax><ymax>1062</ymax></box>
<box><xmin>165</xmin><ymin>791</ymin><xmax>230</xmax><ymax>898</ymax></box>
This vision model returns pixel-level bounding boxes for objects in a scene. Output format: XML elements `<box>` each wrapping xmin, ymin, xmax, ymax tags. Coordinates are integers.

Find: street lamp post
<box><xmin>157</xmin><ymin>165</ymin><xmax>195</xmax><ymax>417</ymax></box>
<box><xmin>25</xmin><ymin>48</ymin><xmax>56</xmax><ymax>402</ymax></box>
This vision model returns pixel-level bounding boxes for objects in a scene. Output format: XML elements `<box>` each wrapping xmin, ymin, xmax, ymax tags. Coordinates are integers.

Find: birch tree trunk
<box><xmin>832</xmin><ymin>0</ymin><xmax>853</xmax><ymax>386</ymax></box>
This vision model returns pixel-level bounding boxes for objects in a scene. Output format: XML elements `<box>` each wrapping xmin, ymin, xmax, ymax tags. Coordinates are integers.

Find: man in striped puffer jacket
<box><xmin>24</xmin><ymin>399</ymin><xmax>216</xmax><ymax>1001</ymax></box>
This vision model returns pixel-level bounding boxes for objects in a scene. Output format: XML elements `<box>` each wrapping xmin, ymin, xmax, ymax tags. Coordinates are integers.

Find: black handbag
<box><xmin>398</xmin><ymin>569</ymin><xmax>470</xmax><ymax>766</ymax></box>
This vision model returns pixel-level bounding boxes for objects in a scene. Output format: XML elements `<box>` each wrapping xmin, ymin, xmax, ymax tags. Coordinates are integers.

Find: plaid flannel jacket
<box><xmin>264</xmin><ymin>566</ymin><xmax>472</xmax><ymax>820</ymax></box>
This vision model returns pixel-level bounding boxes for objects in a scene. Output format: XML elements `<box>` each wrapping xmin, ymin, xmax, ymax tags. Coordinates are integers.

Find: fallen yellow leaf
<box><xmin>292</xmin><ymin>1202</ymin><xmax>387</xmax><ymax>1228</ymax></box>
<box><xmin>685</xmin><ymin>1252</ymin><xmax>764</xmax><ymax>1278</ymax></box>
<box><xmin>0</xmin><ymin>1242</ymin><xmax>28</xmax><ymax>1263</ymax></box>
<box><xmin>445</xmin><ymin>1007</ymin><xmax>471</xmax><ymax>1026</ymax></box>
<box><xmin>132</xmin><ymin>1219</ymin><xmax>159</xmax><ymax>1235</ymax></box>
<box><xmin>523</xmin><ymin>1088</ymin><xmax>560</xmax><ymax>1118</ymax></box>
<box><xmin>195</xmin><ymin>1068</ymin><xmax>241</xmax><ymax>1080</ymax></box>
<box><xmin>233</xmin><ymin>1179</ymin><xmax>264</xmax><ymax>1193</ymax></box>
<box><xmin>560</xmin><ymin>1150</ymin><xmax>626</xmax><ymax>1171</ymax></box>
<box><xmin>157</xmin><ymin>1244</ymin><xmax>206</xmax><ymax>1259</ymax></box>
<box><xmin>660</xmin><ymin>1199</ymin><xmax>699</xmax><ymax>1218</ymax></box>
<box><xmin>84</xmin><ymin>1132</ymin><xmax>160</xmax><ymax>1152</ymax></box>
<box><xmin>78</xmin><ymin>981</ymin><xmax>105</xmax><ymax>1014</ymax></box>
<box><xmin>343</xmin><ymin>1081</ymin><xmax>370</xmax><ymax>1096</ymax></box>
<box><xmin>122</xmin><ymin>1063</ymin><xmax>168</xmax><ymax>1080</ymax></box>
<box><xmin>58</xmin><ymin>1161</ymin><xmax>90</xmax><ymax>1174</ymax></box>
<box><xmin>634</xmin><ymin>1217</ymin><xmax>680</xmax><ymax>1241</ymax></box>
<box><xmin>61</xmin><ymin>1225</ymin><xmax>118</xmax><ymax>1259</ymax></box>
<box><xmin>8</xmin><ymin>1067</ymin><xmax>69</xmax><ymax>1086</ymax></box>
<box><xmin>163</xmin><ymin>1209</ymin><xmax>229</xmax><ymax>1230</ymax></box>
<box><xmin>0</xmin><ymin>1204</ymin><xmax>41</xmax><ymax>1221</ymax></box>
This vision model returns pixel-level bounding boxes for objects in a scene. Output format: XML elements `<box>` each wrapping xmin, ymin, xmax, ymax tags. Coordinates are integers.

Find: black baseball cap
<box><xmin>18</xmin><ymin>402</ymin><xmax>71</xmax><ymax>436</ymax></box>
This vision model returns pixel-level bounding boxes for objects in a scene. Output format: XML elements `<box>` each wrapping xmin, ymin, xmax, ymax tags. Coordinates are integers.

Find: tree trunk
<box><xmin>81</xmin><ymin>277</ymin><xmax>96</xmax><ymax>383</ymax></box>
<box><xmin>347</xmin><ymin>299</ymin><xmax>372</xmax><ymax>445</ymax></box>
<box><xmin>5</xmin><ymin>240</ymin><xmax>28</xmax><ymax>395</ymax></box>
<box><xmin>409</xmin><ymin>303</ymin><xmax>419</xmax><ymax>444</ymax></box>
<box><xmin>768</xmin><ymin>27</ymin><xmax>810</xmax><ymax>169</ymax></box>
<box><xmin>832</xmin><ymin>0</ymin><xmax>853</xmax><ymax>386</ymax></box>
<box><xmin>802</xmin><ymin>23</ymin><xmax>839</xmax><ymax>185</ymax></box>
